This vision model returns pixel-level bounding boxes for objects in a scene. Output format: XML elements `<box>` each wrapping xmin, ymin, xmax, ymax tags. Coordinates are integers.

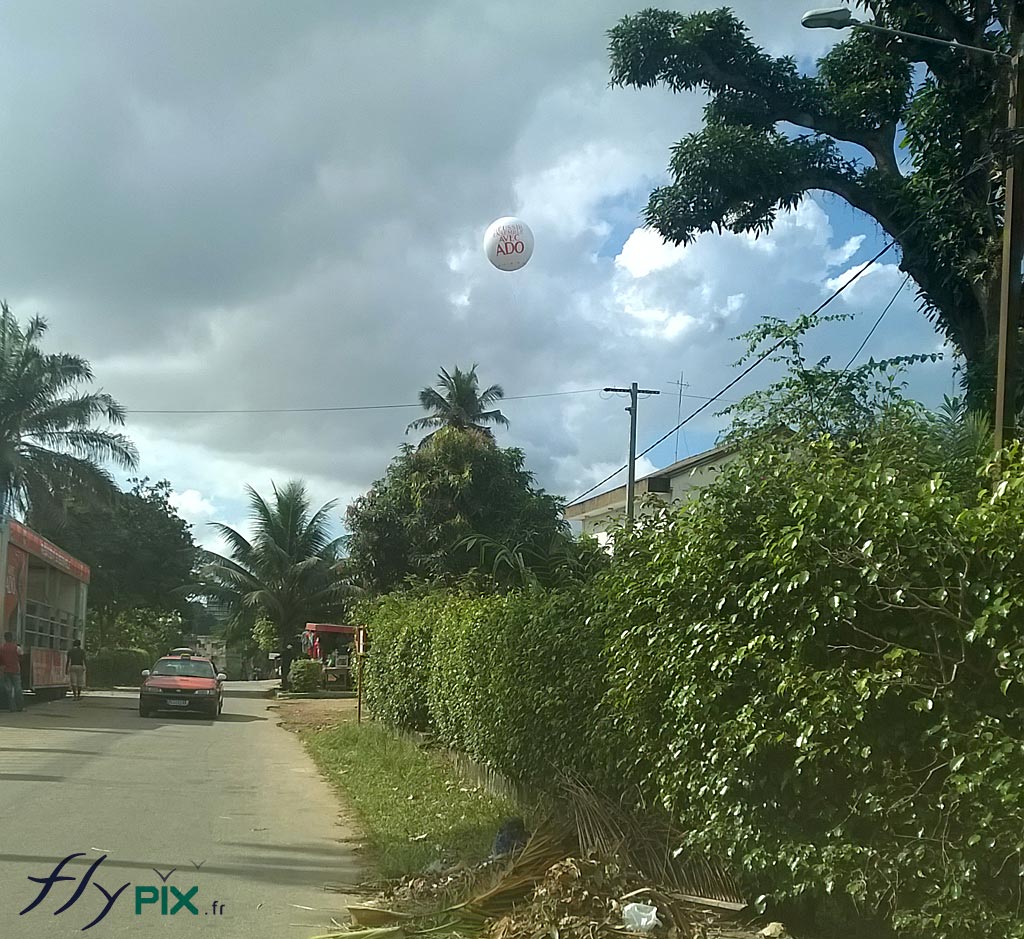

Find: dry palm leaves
<box><xmin>315</xmin><ymin>826</ymin><xmax>719</xmax><ymax>939</ymax></box>
<box><xmin>558</xmin><ymin>774</ymin><xmax>745</xmax><ymax>912</ymax></box>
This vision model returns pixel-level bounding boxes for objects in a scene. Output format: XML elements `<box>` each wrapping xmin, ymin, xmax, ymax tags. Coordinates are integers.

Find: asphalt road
<box><xmin>0</xmin><ymin>685</ymin><xmax>360</xmax><ymax>938</ymax></box>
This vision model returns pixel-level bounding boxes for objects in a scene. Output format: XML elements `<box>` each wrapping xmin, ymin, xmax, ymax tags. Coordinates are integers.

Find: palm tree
<box><xmin>0</xmin><ymin>302</ymin><xmax>137</xmax><ymax>519</ymax></box>
<box><xmin>406</xmin><ymin>364</ymin><xmax>509</xmax><ymax>443</ymax></box>
<box><xmin>197</xmin><ymin>480</ymin><xmax>358</xmax><ymax>686</ymax></box>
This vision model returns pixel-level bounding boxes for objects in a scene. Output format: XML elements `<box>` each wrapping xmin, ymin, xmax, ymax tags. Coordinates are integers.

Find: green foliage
<box><xmin>251</xmin><ymin>617</ymin><xmax>278</xmax><ymax>652</ymax></box>
<box><xmin>360</xmin><ymin>590</ymin><xmax>442</xmax><ymax>730</ymax></box>
<box><xmin>601</xmin><ymin>424</ymin><xmax>1024</xmax><ymax>938</ymax></box>
<box><xmin>426</xmin><ymin>588</ymin><xmax>610</xmax><ymax>789</ymax></box>
<box><xmin>95</xmin><ymin>607</ymin><xmax>190</xmax><ymax>655</ymax></box>
<box><xmin>607</xmin><ymin>4</ymin><xmax>1012</xmax><ymax>379</ymax></box>
<box><xmin>721</xmin><ymin>310</ymin><xmax>941</xmax><ymax>443</ymax></box>
<box><xmin>33</xmin><ymin>478</ymin><xmax>197</xmax><ymax>624</ymax></box>
<box><xmin>88</xmin><ymin>648</ymin><xmax>153</xmax><ymax>687</ymax></box>
<box><xmin>197</xmin><ymin>480</ymin><xmax>358</xmax><ymax>649</ymax></box>
<box><xmin>457</xmin><ymin>531</ymin><xmax>609</xmax><ymax>589</ymax></box>
<box><xmin>345</xmin><ymin>428</ymin><xmax>567</xmax><ymax>593</ymax></box>
<box><xmin>361</xmin><ymin>585</ymin><xmax>610</xmax><ymax>789</ymax></box>
<box><xmin>288</xmin><ymin>658</ymin><xmax>323</xmax><ymax>693</ymax></box>
<box><xmin>0</xmin><ymin>302</ymin><xmax>137</xmax><ymax>522</ymax></box>
<box><xmin>407</xmin><ymin>364</ymin><xmax>509</xmax><ymax>443</ymax></box>
<box><xmin>362</xmin><ymin>385</ymin><xmax>1024</xmax><ymax>936</ymax></box>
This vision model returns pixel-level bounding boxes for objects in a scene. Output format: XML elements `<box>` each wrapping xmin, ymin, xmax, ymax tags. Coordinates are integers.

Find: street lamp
<box><xmin>802</xmin><ymin>7</ymin><xmax>1022</xmax><ymax>450</ymax></box>
<box><xmin>801</xmin><ymin>7</ymin><xmax>856</xmax><ymax>30</ymax></box>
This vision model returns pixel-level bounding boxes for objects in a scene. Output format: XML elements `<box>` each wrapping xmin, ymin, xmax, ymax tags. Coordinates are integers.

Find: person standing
<box><xmin>66</xmin><ymin>639</ymin><xmax>87</xmax><ymax>700</ymax></box>
<box><xmin>0</xmin><ymin>632</ymin><xmax>23</xmax><ymax>712</ymax></box>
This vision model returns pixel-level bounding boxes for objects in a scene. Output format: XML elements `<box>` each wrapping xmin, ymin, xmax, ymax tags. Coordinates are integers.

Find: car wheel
<box><xmin>139</xmin><ymin>703</ymin><xmax>151</xmax><ymax>718</ymax></box>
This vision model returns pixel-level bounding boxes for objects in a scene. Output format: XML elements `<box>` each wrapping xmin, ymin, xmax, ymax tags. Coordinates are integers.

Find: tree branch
<box><xmin>693</xmin><ymin>49</ymin><xmax>902</xmax><ymax>175</ymax></box>
<box><xmin>795</xmin><ymin>166</ymin><xmax>982</xmax><ymax>357</ymax></box>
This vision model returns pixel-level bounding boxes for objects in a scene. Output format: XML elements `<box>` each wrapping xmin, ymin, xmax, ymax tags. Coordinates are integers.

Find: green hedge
<box><xmin>361</xmin><ymin>428</ymin><xmax>1024</xmax><ymax>939</ymax></box>
<box><xmin>598</xmin><ymin>435</ymin><xmax>1024</xmax><ymax>939</ymax></box>
<box><xmin>88</xmin><ymin>648</ymin><xmax>154</xmax><ymax>687</ymax></box>
<box><xmin>288</xmin><ymin>658</ymin><xmax>323</xmax><ymax>693</ymax></box>
<box><xmin>427</xmin><ymin>589</ymin><xmax>610</xmax><ymax>788</ymax></box>
<box><xmin>362</xmin><ymin>591</ymin><xmax>441</xmax><ymax>729</ymax></box>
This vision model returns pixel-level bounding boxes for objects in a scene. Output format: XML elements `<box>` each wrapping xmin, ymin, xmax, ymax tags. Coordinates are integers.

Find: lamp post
<box><xmin>802</xmin><ymin>7</ymin><xmax>1021</xmax><ymax>449</ymax></box>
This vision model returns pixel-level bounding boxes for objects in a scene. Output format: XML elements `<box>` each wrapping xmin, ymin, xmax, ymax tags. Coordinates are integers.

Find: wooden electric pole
<box><xmin>604</xmin><ymin>382</ymin><xmax>661</xmax><ymax>521</ymax></box>
<box><xmin>996</xmin><ymin>51</ymin><xmax>1024</xmax><ymax>451</ymax></box>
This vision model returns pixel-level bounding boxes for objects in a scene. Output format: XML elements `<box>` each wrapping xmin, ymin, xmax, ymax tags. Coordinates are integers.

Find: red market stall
<box><xmin>302</xmin><ymin>623</ymin><xmax>367</xmax><ymax>691</ymax></box>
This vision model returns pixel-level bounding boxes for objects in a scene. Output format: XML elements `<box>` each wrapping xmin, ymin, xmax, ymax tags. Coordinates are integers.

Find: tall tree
<box><xmin>346</xmin><ymin>427</ymin><xmax>567</xmax><ymax>592</ymax></box>
<box><xmin>31</xmin><ymin>478</ymin><xmax>198</xmax><ymax>646</ymax></box>
<box><xmin>407</xmin><ymin>365</ymin><xmax>509</xmax><ymax>443</ymax></box>
<box><xmin>197</xmin><ymin>480</ymin><xmax>356</xmax><ymax>684</ymax></box>
<box><xmin>608</xmin><ymin>4</ymin><xmax>1018</xmax><ymax>400</ymax></box>
<box><xmin>0</xmin><ymin>302</ymin><xmax>137</xmax><ymax>519</ymax></box>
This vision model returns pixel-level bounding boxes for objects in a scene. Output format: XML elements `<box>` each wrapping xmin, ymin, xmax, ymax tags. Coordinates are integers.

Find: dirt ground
<box><xmin>272</xmin><ymin>695</ymin><xmax>360</xmax><ymax>732</ymax></box>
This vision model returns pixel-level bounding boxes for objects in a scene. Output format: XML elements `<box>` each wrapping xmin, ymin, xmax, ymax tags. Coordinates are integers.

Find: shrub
<box><xmin>427</xmin><ymin>588</ymin><xmax>610</xmax><ymax>788</ymax></box>
<box><xmin>288</xmin><ymin>658</ymin><xmax>323</xmax><ymax>693</ymax></box>
<box><xmin>359</xmin><ymin>590</ymin><xmax>444</xmax><ymax>729</ymax></box>
<box><xmin>88</xmin><ymin>648</ymin><xmax>154</xmax><ymax>687</ymax></box>
<box><xmin>600</xmin><ymin>428</ymin><xmax>1024</xmax><ymax>939</ymax></box>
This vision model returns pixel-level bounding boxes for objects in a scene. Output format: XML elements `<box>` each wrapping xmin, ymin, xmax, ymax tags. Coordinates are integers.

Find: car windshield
<box><xmin>150</xmin><ymin>659</ymin><xmax>216</xmax><ymax>679</ymax></box>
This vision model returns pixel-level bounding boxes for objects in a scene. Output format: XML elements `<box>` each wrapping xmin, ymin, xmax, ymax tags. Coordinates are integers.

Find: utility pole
<box><xmin>995</xmin><ymin>50</ymin><xmax>1024</xmax><ymax>451</ymax></box>
<box><xmin>604</xmin><ymin>382</ymin><xmax>661</xmax><ymax>522</ymax></box>
<box><xmin>668</xmin><ymin>371</ymin><xmax>690</xmax><ymax>461</ymax></box>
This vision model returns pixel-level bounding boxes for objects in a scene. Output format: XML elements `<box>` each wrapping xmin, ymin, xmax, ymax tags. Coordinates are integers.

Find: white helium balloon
<box><xmin>483</xmin><ymin>217</ymin><xmax>534</xmax><ymax>272</ymax></box>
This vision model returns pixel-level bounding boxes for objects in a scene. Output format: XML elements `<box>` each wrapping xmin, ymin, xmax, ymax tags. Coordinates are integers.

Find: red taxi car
<box><xmin>139</xmin><ymin>655</ymin><xmax>226</xmax><ymax>719</ymax></box>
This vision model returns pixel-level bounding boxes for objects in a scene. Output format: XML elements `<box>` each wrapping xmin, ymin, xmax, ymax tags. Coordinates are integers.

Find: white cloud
<box><xmin>169</xmin><ymin>489</ymin><xmax>216</xmax><ymax>524</ymax></box>
<box><xmin>616</xmin><ymin>227</ymin><xmax>689</xmax><ymax>278</ymax></box>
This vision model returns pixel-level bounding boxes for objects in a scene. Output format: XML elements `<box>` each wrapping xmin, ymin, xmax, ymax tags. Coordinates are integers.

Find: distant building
<box><xmin>204</xmin><ymin>598</ymin><xmax>233</xmax><ymax>625</ymax></box>
<box><xmin>565</xmin><ymin>442</ymin><xmax>737</xmax><ymax>547</ymax></box>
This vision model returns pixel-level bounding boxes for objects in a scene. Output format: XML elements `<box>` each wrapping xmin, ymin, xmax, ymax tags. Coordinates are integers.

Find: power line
<box><xmin>127</xmin><ymin>386</ymin><xmax>608</xmax><ymax>415</ymax></box>
<box><xmin>568</xmin><ymin>238</ymin><xmax>898</xmax><ymax>506</ymax></box>
<box><xmin>816</xmin><ymin>272</ymin><xmax>912</xmax><ymax>409</ymax></box>
<box><xmin>840</xmin><ymin>273</ymin><xmax>912</xmax><ymax>374</ymax></box>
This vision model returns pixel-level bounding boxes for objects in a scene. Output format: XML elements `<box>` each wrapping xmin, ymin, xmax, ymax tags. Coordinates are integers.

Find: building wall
<box><xmin>577</xmin><ymin>452</ymin><xmax>738</xmax><ymax>543</ymax></box>
<box><xmin>667</xmin><ymin>451</ymin><xmax>738</xmax><ymax>502</ymax></box>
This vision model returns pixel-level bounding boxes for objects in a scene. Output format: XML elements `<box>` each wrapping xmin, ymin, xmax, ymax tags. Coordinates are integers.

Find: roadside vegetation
<box><xmin>303</xmin><ymin>719</ymin><xmax>518</xmax><ymax>879</ymax></box>
<box><xmin>359</xmin><ymin>320</ymin><xmax>1024</xmax><ymax>939</ymax></box>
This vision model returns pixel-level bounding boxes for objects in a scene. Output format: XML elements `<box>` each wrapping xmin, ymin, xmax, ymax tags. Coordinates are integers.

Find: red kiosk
<box><xmin>302</xmin><ymin>623</ymin><xmax>366</xmax><ymax>691</ymax></box>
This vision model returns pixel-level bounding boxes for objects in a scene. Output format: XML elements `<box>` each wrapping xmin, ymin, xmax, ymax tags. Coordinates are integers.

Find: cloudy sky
<box><xmin>0</xmin><ymin>0</ymin><xmax>954</xmax><ymax>547</ymax></box>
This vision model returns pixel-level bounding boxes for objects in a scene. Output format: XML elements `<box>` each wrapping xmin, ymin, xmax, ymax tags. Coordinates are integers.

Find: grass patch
<box><xmin>304</xmin><ymin>720</ymin><xmax>518</xmax><ymax>879</ymax></box>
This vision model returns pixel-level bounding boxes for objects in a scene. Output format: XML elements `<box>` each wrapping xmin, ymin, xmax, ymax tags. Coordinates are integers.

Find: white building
<box><xmin>565</xmin><ymin>442</ymin><xmax>737</xmax><ymax>547</ymax></box>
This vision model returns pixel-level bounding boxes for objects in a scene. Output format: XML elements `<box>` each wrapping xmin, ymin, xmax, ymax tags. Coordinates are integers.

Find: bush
<box><xmin>600</xmin><ymin>429</ymin><xmax>1024</xmax><ymax>939</ymax></box>
<box><xmin>361</xmin><ymin>585</ymin><xmax>610</xmax><ymax>789</ymax></box>
<box><xmin>361</xmin><ymin>417</ymin><xmax>1024</xmax><ymax>938</ymax></box>
<box><xmin>428</xmin><ymin>588</ymin><xmax>610</xmax><ymax>787</ymax></box>
<box><xmin>88</xmin><ymin>648</ymin><xmax>154</xmax><ymax>687</ymax></box>
<box><xmin>288</xmin><ymin>658</ymin><xmax>323</xmax><ymax>693</ymax></box>
<box><xmin>360</xmin><ymin>590</ymin><xmax>444</xmax><ymax>729</ymax></box>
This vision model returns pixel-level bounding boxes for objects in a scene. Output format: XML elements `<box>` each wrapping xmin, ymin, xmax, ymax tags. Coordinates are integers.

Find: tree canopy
<box><xmin>345</xmin><ymin>427</ymin><xmax>567</xmax><ymax>592</ymax></box>
<box><xmin>608</xmin><ymin>3</ymin><xmax>1018</xmax><ymax>398</ymax></box>
<box><xmin>0</xmin><ymin>302</ymin><xmax>137</xmax><ymax>520</ymax></box>
<box><xmin>31</xmin><ymin>477</ymin><xmax>197</xmax><ymax>645</ymax></box>
<box><xmin>198</xmin><ymin>480</ymin><xmax>355</xmax><ymax>648</ymax></box>
<box><xmin>407</xmin><ymin>364</ymin><xmax>509</xmax><ymax>443</ymax></box>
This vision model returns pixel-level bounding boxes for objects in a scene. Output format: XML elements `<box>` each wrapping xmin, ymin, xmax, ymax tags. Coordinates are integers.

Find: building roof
<box><xmin>565</xmin><ymin>441</ymin><xmax>736</xmax><ymax>521</ymax></box>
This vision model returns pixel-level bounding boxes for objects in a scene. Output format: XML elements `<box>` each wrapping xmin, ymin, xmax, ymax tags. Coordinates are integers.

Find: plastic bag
<box><xmin>622</xmin><ymin>902</ymin><xmax>661</xmax><ymax>932</ymax></box>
